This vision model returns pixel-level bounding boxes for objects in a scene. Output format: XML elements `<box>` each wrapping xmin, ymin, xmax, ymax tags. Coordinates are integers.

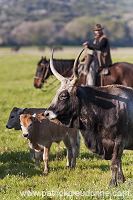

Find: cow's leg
<box><xmin>66</xmin><ymin>148</ymin><xmax>73</xmax><ymax>167</ymax></box>
<box><xmin>29</xmin><ymin>142</ymin><xmax>35</xmax><ymax>160</ymax></box>
<box><xmin>43</xmin><ymin>146</ymin><xmax>50</xmax><ymax>175</ymax></box>
<box><xmin>69</xmin><ymin>134</ymin><xmax>79</xmax><ymax>168</ymax></box>
<box><xmin>71</xmin><ymin>146</ymin><xmax>78</xmax><ymax>168</ymax></box>
<box><xmin>63</xmin><ymin>136</ymin><xmax>73</xmax><ymax>167</ymax></box>
<box><xmin>110</xmin><ymin>139</ymin><xmax>124</xmax><ymax>186</ymax></box>
<box><xmin>118</xmin><ymin>157</ymin><xmax>125</xmax><ymax>183</ymax></box>
<box><xmin>34</xmin><ymin>150</ymin><xmax>41</xmax><ymax>168</ymax></box>
<box><xmin>30</xmin><ymin>148</ymin><xmax>35</xmax><ymax>160</ymax></box>
<box><xmin>76</xmin><ymin>132</ymin><xmax>81</xmax><ymax>157</ymax></box>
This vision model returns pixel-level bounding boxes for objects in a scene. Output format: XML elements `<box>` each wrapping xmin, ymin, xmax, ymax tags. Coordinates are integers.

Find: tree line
<box><xmin>0</xmin><ymin>0</ymin><xmax>133</xmax><ymax>47</ymax></box>
<box><xmin>1</xmin><ymin>16</ymin><xmax>133</xmax><ymax>47</ymax></box>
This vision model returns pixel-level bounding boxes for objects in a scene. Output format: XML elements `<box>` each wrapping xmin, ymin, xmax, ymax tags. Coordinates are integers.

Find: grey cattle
<box><xmin>45</xmin><ymin>48</ymin><xmax>133</xmax><ymax>186</ymax></box>
<box><xmin>20</xmin><ymin>113</ymin><xmax>80</xmax><ymax>174</ymax></box>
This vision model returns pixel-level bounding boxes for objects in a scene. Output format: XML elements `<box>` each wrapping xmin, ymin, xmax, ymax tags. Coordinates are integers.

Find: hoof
<box><xmin>35</xmin><ymin>164</ymin><xmax>40</xmax><ymax>168</ymax></box>
<box><xmin>110</xmin><ymin>179</ymin><xmax>118</xmax><ymax>187</ymax></box>
<box><xmin>118</xmin><ymin>174</ymin><xmax>126</xmax><ymax>183</ymax></box>
<box><xmin>44</xmin><ymin>169</ymin><xmax>48</xmax><ymax>175</ymax></box>
<box><xmin>66</xmin><ymin>165</ymin><xmax>70</xmax><ymax>168</ymax></box>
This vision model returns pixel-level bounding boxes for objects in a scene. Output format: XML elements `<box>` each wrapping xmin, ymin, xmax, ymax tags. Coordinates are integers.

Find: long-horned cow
<box><xmin>45</xmin><ymin>48</ymin><xmax>133</xmax><ymax>186</ymax></box>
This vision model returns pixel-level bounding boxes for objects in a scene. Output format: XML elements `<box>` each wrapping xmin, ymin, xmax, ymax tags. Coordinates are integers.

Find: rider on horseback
<box><xmin>83</xmin><ymin>24</ymin><xmax>112</xmax><ymax>85</ymax></box>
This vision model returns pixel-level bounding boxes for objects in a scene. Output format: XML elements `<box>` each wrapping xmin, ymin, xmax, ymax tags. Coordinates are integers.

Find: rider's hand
<box><xmin>82</xmin><ymin>41</ymin><xmax>89</xmax><ymax>47</ymax></box>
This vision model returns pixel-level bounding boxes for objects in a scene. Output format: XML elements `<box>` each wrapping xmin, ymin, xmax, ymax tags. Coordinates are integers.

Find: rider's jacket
<box><xmin>88</xmin><ymin>33</ymin><xmax>112</xmax><ymax>68</ymax></box>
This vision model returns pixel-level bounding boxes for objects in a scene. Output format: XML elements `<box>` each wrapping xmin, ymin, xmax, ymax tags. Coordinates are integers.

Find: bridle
<box><xmin>34</xmin><ymin>62</ymin><xmax>60</xmax><ymax>91</ymax></box>
<box><xmin>34</xmin><ymin>63</ymin><xmax>49</xmax><ymax>82</ymax></box>
<box><xmin>34</xmin><ymin>57</ymin><xmax>87</xmax><ymax>91</ymax></box>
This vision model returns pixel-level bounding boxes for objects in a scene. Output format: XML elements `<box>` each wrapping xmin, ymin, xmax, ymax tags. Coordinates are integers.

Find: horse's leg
<box><xmin>86</xmin><ymin>61</ymin><xmax>97</xmax><ymax>86</ymax></box>
<box><xmin>87</xmin><ymin>67</ymin><xmax>95</xmax><ymax>86</ymax></box>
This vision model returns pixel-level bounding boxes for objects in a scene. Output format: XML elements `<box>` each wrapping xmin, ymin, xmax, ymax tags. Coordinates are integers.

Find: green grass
<box><xmin>0</xmin><ymin>47</ymin><xmax>133</xmax><ymax>200</ymax></box>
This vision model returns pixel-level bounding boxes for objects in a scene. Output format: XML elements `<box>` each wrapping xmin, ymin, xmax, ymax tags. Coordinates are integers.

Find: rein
<box><xmin>41</xmin><ymin>78</ymin><xmax>60</xmax><ymax>92</ymax></box>
<box><xmin>40</xmin><ymin>63</ymin><xmax>73</xmax><ymax>92</ymax></box>
<box><xmin>35</xmin><ymin>56</ymin><xmax>87</xmax><ymax>92</ymax></box>
<box><xmin>43</xmin><ymin>64</ymin><xmax>49</xmax><ymax>80</ymax></box>
<box><xmin>34</xmin><ymin>63</ymin><xmax>49</xmax><ymax>82</ymax></box>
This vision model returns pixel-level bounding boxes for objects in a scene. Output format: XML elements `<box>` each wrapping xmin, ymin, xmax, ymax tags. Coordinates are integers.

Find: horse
<box><xmin>34</xmin><ymin>54</ymin><xmax>133</xmax><ymax>89</ymax></box>
<box><xmin>34</xmin><ymin>57</ymin><xmax>87</xmax><ymax>89</ymax></box>
<box><xmin>85</xmin><ymin>54</ymin><xmax>133</xmax><ymax>87</ymax></box>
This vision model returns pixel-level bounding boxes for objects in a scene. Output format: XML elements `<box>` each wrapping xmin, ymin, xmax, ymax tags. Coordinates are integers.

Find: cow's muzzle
<box><xmin>6</xmin><ymin>124</ymin><xmax>12</xmax><ymax>129</ymax></box>
<box><xmin>22</xmin><ymin>133</ymin><xmax>29</xmax><ymax>137</ymax></box>
<box><xmin>45</xmin><ymin>110</ymin><xmax>57</xmax><ymax>120</ymax></box>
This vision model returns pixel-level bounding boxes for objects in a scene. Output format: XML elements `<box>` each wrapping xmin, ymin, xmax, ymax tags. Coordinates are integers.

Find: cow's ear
<box><xmin>13</xmin><ymin>107</ymin><xmax>19</xmax><ymax>111</ymax></box>
<box><xmin>22</xmin><ymin>108</ymin><xmax>28</xmax><ymax>114</ymax></box>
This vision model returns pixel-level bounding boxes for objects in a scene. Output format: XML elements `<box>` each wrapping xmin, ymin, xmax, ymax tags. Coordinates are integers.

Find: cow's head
<box><xmin>6</xmin><ymin>107</ymin><xmax>26</xmax><ymax>130</ymax></box>
<box><xmin>20</xmin><ymin>114</ymin><xmax>36</xmax><ymax>137</ymax></box>
<box><xmin>45</xmin><ymin>48</ymin><xmax>85</xmax><ymax>127</ymax></box>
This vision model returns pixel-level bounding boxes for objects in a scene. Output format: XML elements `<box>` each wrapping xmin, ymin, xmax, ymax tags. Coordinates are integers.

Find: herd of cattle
<box><xmin>6</xmin><ymin>48</ymin><xmax>133</xmax><ymax>187</ymax></box>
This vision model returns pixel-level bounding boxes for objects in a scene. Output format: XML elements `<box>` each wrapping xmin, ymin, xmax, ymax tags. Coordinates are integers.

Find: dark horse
<box><xmin>34</xmin><ymin>57</ymin><xmax>87</xmax><ymax>88</ymax></box>
<box><xmin>34</xmin><ymin>55</ymin><xmax>133</xmax><ymax>89</ymax></box>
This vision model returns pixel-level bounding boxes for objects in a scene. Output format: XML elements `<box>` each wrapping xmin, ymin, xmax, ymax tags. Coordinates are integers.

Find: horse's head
<box><xmin>34</xmin><ymin>56</ymin><xmax>51</xmax><ymax>88</ymax></box>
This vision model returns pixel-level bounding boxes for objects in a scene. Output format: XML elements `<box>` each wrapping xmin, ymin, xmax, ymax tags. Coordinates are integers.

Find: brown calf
<box><xmin>20</xmin><ymin>113</ymin><xmax>80</xmax><ymax>174</ymax></box>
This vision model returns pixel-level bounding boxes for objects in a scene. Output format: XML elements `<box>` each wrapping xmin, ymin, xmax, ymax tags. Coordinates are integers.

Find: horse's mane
<box><xmin>52</xmin><ymin>59</ymin><xmax>75</xmax><ymax>74</ymax></box>
<box><xmin>38</xmin><ymin>57</ymin><xmax>75</xmax><ymax>74</ymax></box>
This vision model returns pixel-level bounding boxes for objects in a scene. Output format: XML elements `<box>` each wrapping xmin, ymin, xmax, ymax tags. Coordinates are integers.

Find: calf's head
<box><xmin>6</xmin><ymin>107</ymin><xmax>25</xmax><ymax>130</ymax></box>
<box><xmin>45</xmin><ymin>48</ymin><xmax>85</xmax><ymax>127</ymax></box>
<box><xmin>20</xmin><ymin>114</ymin><xmax>34</xmax><ymax>137</ymax></box>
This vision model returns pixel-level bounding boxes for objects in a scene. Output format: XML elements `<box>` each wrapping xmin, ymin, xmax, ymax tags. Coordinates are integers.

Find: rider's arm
<box><xmin>87</xmin><ymin>38</ymin><xmax>107</xmax><ymax>50</ymax></box>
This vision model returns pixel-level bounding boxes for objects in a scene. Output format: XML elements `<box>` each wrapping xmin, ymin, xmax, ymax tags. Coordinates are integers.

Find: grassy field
<box><xmin>0</xmin><ymin>47</ymin><xmax>133</xmax><ymax>200</ymax></box>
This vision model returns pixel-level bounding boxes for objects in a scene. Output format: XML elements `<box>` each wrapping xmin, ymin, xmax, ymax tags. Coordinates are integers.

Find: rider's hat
<box><xmin>93</xmin><ymin>24</ymin><xmax>104</xmax><ymax>31</ymax></box>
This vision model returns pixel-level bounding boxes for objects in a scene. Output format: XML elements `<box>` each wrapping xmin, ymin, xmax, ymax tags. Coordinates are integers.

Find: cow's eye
<box><xmin>11</xmin><ymin>115</ymin><xmax>15</xmax><ymax>119</ymax></box>
<box><xmin>28</xmin><ymin>123</ymin><xmax>32</xmax><ymax>130</ymax></box>
<box><xmin>59</xmin><ymin>90</ymin><xmax>69</xmax><ymax>100</ymax></box>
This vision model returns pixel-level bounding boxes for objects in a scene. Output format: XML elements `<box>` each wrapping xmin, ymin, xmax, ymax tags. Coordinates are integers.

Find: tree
<box><xmin>62</xmin><ymin>16</ymin><xmax>94</xmax><ymax>45</ymax></box>
<box><xmin>10</xmin><ymin>20</ymin><xmax>57</xmax><ymax>46</ymax></box>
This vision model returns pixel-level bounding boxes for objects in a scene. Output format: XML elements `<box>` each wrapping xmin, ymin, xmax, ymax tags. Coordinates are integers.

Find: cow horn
<box><xmin>71</xmin><ymin>48</ymin><xmax>85</xmax><ymax>85</ymax></box>
<box><xmin>50</xmin><ymin>49</ymin><xmax>66</xmax><ymax>82</ymax></box>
